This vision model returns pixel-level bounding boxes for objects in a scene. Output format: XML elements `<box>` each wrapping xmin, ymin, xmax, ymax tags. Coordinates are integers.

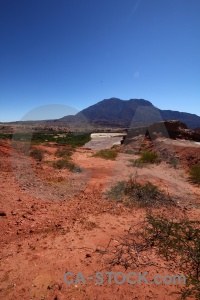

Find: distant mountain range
<box><xmin>2</xmin><ymin>98</ymin><xmax>200</xmax><ymax>130</ymax></box>
<box><xmin>58</xmin><ymin>98</ymin><xmax>200</xmax><ymax>129</ymax></box>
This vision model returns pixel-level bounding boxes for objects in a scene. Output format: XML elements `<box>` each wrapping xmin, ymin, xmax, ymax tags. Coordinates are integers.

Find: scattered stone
<box><xmin>0</xmin><ymin>211</ymin><xmax>6</xmax><ymax>216</ymax></box>
<box><xmin>85</xmin><ymin>253</ymin><xmax>91</xmax><ymax>258</ymax></box>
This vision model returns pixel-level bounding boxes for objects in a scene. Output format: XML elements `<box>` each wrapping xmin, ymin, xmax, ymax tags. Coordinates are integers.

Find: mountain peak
<box><xmin>59</xmin><ymin>98</ymin><xmax>200</xmax><ymax>129</ymax></box>
<box><xmin>128</xmin><ymin>98</ymin><xmax>153</xmax><ymax>106</ymax></box>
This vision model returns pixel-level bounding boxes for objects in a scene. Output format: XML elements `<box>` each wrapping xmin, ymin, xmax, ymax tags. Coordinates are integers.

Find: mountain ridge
<box><xmin>59</xmin><ymin>98</ymin><xmax>200</xmax><ymax>129</ymax></box>
<box><xmin>2</xmin><ymin>98</ymin><xmax>199</xmax><ymax>130</ymax></box>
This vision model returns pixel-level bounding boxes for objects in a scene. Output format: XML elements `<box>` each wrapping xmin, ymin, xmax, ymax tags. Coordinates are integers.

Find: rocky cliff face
<box><xmin>125</xmin><ymin>120</ymin><xmax>200</xmax><ymax>143</ymax></box>
<box><xmin>147</xmin><ymin>120</ymin><xmax>200</xmax><ymax>141</ymax></box>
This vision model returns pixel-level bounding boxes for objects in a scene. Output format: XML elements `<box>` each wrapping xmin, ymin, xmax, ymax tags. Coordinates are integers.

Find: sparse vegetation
<box><xmin>124</xmin><ymin>150</ymin><xmax>135</xmax><ymax>155</ymax></box>
<box><xmin>124</xmin><ymin>178</ymin><xmax>173</xmax><ymax>207</ymax></box>
<box><xmin>138</xmin><ymin>150</ymin><xmax>159</xmax><ymax>163</ymax></box>
<box><xmin>53</xmin><ymin>158</ymin><xmax>82</xmax><ymax>172</ymax></box>
<box><xmin>145</xmin><ymin>214</ymin><xmax>200</xmax><ymax>299</ymax></box>
<box><xmin>168</xmin><ymin>157</ymin><xmax>179</xmax><ymax>169</ymax></box>
<box><xmin>188</xmin><ymin>163</ymin><xmax>200</xmax><ymax>185</ymax></box>
<box><xmin>107</xmin><ymin>177</ymin><xmax>173</xmax><ymax>208</ymax></box>
<box><xmin>106</xmin><ymin>181</ymin><xmax>126</xmax><ymax>201</ymax></box>
<box><xmin>93</xmin><ymin>149</ymin><xmax>118</xmax><ymax>160</ymax></box>
<box><xmin>30</xmin><ymin>148</ymin><xmax>44</xmax><ymax>161</ymax></box>
<box><xmin>1</xmin><ymin>126</ymin><xmax>200</xmax><ymax>300</ymax></box>
<box><xmin>53</xmin><ymin>158</ymin><xmax>75</xmax><ymax>170</ymax></box>
<box><xmin>128</xmin><ymin>159</ymin><xmax>144</xmax><ymax>168</ymax></box>
<box><xmin>102</xmin><ymin>213</ymin><xmax>200</xmax><ymax>299</ymax></box>
<box><xmin>55</xmin><ymin>146</ymin><xmax>75</xmax><ymax>158</ymax></box>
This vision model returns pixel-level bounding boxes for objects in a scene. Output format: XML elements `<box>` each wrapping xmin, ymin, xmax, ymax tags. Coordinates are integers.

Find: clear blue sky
<box><xmin>0</xmin><ymin>0</ymin><xmax>199</xmax><ymax>121</ymax></box>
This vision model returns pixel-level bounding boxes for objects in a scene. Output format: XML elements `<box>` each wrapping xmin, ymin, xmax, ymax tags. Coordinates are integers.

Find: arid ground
<box><xmin>0</xmin><ymin>136</ymin><xmax>200</xmax><ymax>300</ymax></box>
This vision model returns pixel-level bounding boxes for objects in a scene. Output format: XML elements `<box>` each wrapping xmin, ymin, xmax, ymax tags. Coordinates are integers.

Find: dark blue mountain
<box><xmin>59</xmin><ymin>98</ymin><xmax>200</xmax><ymax>129</ymax></box>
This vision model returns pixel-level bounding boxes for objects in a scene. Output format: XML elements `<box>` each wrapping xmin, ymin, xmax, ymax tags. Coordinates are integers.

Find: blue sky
<box><xmin>0</xmin><ymin>0</ymin><xmax>199</xmax><ymax>122</ymax></box>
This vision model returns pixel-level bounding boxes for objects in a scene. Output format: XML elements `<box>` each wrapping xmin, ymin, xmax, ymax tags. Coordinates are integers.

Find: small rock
<box><xmin>0</xmin><ymin>211</ymin><xmax>6</xmax><ymax>217</ymax></box>
<box><xmin>85</xmin><ymin>253</ymin><xmax>91</xmax><ymax>258</ymax></box>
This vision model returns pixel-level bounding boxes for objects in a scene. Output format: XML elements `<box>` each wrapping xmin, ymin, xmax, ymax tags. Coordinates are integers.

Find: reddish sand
<box><xmin>0</xmin><ymin>139</ymin><xmax>199</xmax><ymax>299</ymax></box>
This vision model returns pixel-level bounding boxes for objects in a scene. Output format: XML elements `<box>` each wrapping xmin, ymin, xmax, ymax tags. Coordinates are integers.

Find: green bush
<box><xmin>129</xmin><ymin>159</ymin><xmax>144</xmax><ymax>168</ymax></box>
<box><xmin>138</xmin><ymin>150</ymin><xmax>159</xmax><ymax>163</ymax></box>
<box><xmin>106</xmin><ymin>181</ymin><xmax>126</xmax><ymax>201</ymax></box>
<box><xmin>93</xmin><ymin>149</ymin><xmax>118</xmax><ymax>160</ymax></box>
<box><xmin>104</xmin><ymin>213</ymin><xmax>200</xmax><ymax>299</ymax></box>
<box><xmin>30</xmin><ymin>148</ymin><xmax>44</xmax><ymax>161</ymax></box>
<box><xmin>106</xmin><ymin>177</ymin><xmax>173</xmax><ymax>208</ymax></box>
<box><xmin>53</xmin><ymin>158</ymin><xmax>82</xmax><ymax>172</ymax></box>
<box><xmin>53</xmin><ymin>158</ymin><xmax>75</xmax><ymax>170</ymax></box>
<box><xmin>145</xmin><ymin>214</ymin><xmax>200</xmax><ymax>299</ymax></box>
<box><xmin>124</xmin><ymin>178</ymin><xmax>172</xmax><ymax>207</ymax></box>
<box><xmin>55</xmin><ymin>147</ymin><xmax>75</xmax><ymax>158</ymax></box>
<box><xmin>188</xmin><ymin>164</ymin><xmax>200</xmax><ymax>185</ymax></box>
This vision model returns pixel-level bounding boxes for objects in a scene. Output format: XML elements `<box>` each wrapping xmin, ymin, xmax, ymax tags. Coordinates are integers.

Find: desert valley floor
<box><xmin>0</xmin><ymin>136</ymin><xmax>200</xmax><ymax>300</ymax></box>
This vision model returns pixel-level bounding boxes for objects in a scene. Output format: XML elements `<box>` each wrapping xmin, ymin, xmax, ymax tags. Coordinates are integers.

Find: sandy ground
<box><xmin>0</xmin><ymin>138</ymin><xmax>200</xmax><ymax>299</ymax></box>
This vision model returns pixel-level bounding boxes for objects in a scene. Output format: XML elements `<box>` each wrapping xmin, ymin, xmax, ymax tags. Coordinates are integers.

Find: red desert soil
<box><xmin>0</xmin><ymin>139</ymin><xmax>199</xmax><ymax>299</ymax></box>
